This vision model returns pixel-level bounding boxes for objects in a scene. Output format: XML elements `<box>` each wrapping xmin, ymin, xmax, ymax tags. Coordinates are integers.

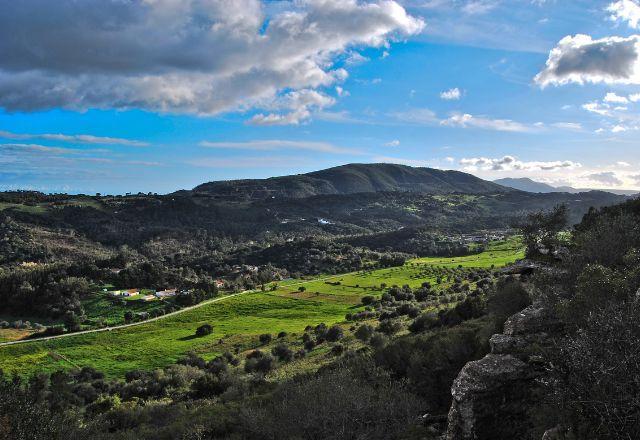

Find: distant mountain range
<box><xmin>0</xmin><ymin>163</ymin><xmax>629</xmax><ymax>264</ymax></box>
<box><xmin>192</xmin><ymin>163</ymin><xmax>512</xmax><ymax>201</ymax></box>
<box><xmin>494</xmin><ymin>177</ymin><xmax>638</xmax><ymax>196</ymax></box>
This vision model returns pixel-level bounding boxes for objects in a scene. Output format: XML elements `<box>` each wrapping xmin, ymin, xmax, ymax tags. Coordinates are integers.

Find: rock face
<box><xmin>445</xmin><ymin>304</ymin><xmax>562</xmax><ymax>440</ymax></box>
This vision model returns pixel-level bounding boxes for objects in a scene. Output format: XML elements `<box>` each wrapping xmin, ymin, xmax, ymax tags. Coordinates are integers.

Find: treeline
<box><xmin>236</xmin><ymin>237</ymin><xmax>408</xmax><ymax>275</ymax></box>
<box><xmin>343</xmin><ymin>227</ymin><xmax>483</xmax><ymax>257</ymax></box>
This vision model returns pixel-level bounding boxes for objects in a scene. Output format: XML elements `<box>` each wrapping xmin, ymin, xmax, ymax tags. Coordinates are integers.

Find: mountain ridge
<box><xmin>494</xmin><ymin>177</ymin><xmax>638</xmax><ymax>196</ymax></box>
<box><xmin>192</xmin><ymin>163</ymin><xmax>513</xmax><ymax>200</ymax></box>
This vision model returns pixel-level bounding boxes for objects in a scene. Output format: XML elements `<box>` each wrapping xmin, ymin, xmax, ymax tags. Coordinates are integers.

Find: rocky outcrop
<box><xmin>445</xmin><ymin>304</ymin><xmax>563</xmax><ymax>440</ymax></box>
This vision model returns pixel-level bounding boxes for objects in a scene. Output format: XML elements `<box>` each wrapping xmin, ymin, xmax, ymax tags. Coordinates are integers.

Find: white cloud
<box><xmin>391</xmin><ymin>108</ymin><xmax>440</xmax><ymax>124</ymax></box>
<box><xmin>199</xmin><ymin>139</ymin><xmax>360</xmax><ymax>155</ymax></box>
<box><xmin>385</xmin><ymin>140</ymin><xmax>401</xmax><ymax>147</ymax></box>
<box><xmin>551</xmin><ymin>122</ymin><xmax>582</xmax><ymax>130</ymax></box>
<box><xmin>535</xmin><ymin>34</ymin><xmax>640</xmax><ymax>86</ymax></box>
<box><xmin>440</xmin><ymin>87</ymin><xmax>462</xmax><ymax>100</ymax></box>
<box><xmin>584</xmin><ymin>171</ymin><xmax>623</xmax><ymax>186</ymax></box>
<box><xmin>372</xmin><ymin>155</ymin><xmax>431</xmax><ymax>167</ymax></box>
<box><xmin>441</xmin><ymin>113</ymin><xmax>534</xmax><ymax>132</ymax></box>
<box><xmin>608</xmin><ymin>0</ymin><xmax>640</xmax><ymax>29</ymax></box>
<box><xmin>0</xmin><ymin>130</ymin><xmax>148</xmax><ymax>146</ymax></box>
<box><xmin>630</xmin><ymin>93</ymin><xmax>640</xmax><ymax>101</ymax></box>
<box><xmin>582</xmin><ymin>101</ymin><xmax>613</xmax><ymax>116</ymax></box>
<box><xmin>460</xmin><ymin>155</ymin><xmax>581</xmax><ymax>171</ymax></box>
<box><xmin>248</xmin><ymin>89</ymin><xmax>336</xmax><ymax>125</ymax></box>
<box><xmin>0</xmin><ymin>0</ymin><xmax>424</xmax><ymax>122</ymax></box>
<box><xmin>617</xmin><ymin>161</ymin><xmax>632</xmax><ymax>166</ymax></box>
<box><xmin>461</xmin><ymin>0</ymin><xmax>499</xmax><ymax>15</ymax></box>
<box><xmin>604</xmin><ymin>92</ymin><xmax>630</xmax><ymax>103</ymax></box>
<box><xmin>335</xmin><ymin>86</ymin><xmax>350</xmax><ymax>97</ymax></box>
<box><xmin>391</xmin><ymin>108</ymin><xmax>571</xmax><ymax>133</ymax></box>
<box><xmin>345</xmin><ymin>51</ymin><xmax>370</xmax><ymax>66</ymax></box>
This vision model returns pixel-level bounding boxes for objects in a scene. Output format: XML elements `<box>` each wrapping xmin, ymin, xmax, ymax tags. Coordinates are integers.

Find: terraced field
<box><xmin>0</xmin><ymin>239</ymin><xmax>524</xmax><ymax>378</ymax></box>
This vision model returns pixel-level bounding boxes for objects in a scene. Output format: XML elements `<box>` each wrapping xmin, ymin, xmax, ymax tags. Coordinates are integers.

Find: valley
<box><xmin>0</xmin><ymin>239</ymin><xmax>524</xmax><ymax>378</ymax></box>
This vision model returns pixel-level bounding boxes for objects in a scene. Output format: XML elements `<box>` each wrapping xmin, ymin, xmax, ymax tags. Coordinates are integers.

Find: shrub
<box><xmin>549</xmin><ymin>301</ymin><xmax>640</xmax><ymax>439</ymax></box>
<box><xmin>244</xmin><ymin>351</ymin><xmax>274</xmax><ymax>375</ymax></box>
<box><xmin>361</xmin><ymin>295</ymin><xmax>375</xmax><ymax>306</ymax></box>
<box><xmin>377</xmin><ymin>319</ymin><xmax>403</xmax><ymax>336</ymax></box>
<box><xmin>486</xmin><ymin>281</ymin><xmax>531</xmax><ymax>331</ymax></box>
<box><xmin>331</xmin><ymin>344</ymin><xmax>345</xmax><ymax>356</ymax></box>
<box><xmin>259</xmin><ymin>333</ymin><xmax>272</xmax><ymax>345</ymax></box>
<box><xmin>409</xmin><ymin>312</ymin><xmax>439</xmax><ymax>333</ymax></box>
<box><xmin>271</xmin><ymin>343</ymin><xmax>294</xmax><ymax>362</ymax></box>
<box><xmin>195</xmin><ymin>324</ymin><xmax>213</xmax><ymax>337</ymax></box>
<box><xmin>369</xmin><ymin>333</ymin><xmax>387</xmax><ymax>349</ymax></box>
<box><xmin>355</xmin><ymin>324</ymin><xmax>375</xmax><ymax>342</ymax></box>
<box><xmin>277</xmin><ymin>331</ymin><xmax>288</xmax><ymax>338</ymax></box>
<box><xmin>325</xmin><ymin>325</ymin><xmax>344</xmax><ymax>342</ymax></box>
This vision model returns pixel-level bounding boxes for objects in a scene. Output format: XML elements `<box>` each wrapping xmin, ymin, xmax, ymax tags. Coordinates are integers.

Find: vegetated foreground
<box><xmin>0</xmin><ymin>239</ymin><xmax>523</xmax><ymax>378</ymax></box>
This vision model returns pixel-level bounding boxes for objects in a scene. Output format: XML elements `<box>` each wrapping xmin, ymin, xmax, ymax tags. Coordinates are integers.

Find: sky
<box><xmin>1</xmin><ymin>0</ymin><xmax>640</xmax><ymax>194</ymax></box>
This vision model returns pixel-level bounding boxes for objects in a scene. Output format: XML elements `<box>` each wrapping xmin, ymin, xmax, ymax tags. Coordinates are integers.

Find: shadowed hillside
<box><xmin>193</xmin><ymin>163</ymin><xmax>513</xmax><ymax>200</ymax></box>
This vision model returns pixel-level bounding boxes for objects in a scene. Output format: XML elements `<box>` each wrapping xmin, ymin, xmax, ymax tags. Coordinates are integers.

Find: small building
<box><xmin>155</xmin><ymin>288</ymin><xmax>177</xmax><ymax>298</ymax></box>
<box><xmin>125</xmin><ymin>289</ymin><xmax>140</xmax><ymax>297</ymax></box>
<box><xmin>214</xmin><ymin>279</ymin><xmax>225</xmax><ymax>289</ymax></box>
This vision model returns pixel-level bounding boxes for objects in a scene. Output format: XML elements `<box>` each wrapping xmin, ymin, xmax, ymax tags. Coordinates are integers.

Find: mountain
<box><xmin>493</xmin><ymin>178</ymin><xmax>558</xmax><ymax>193</ymax></box>
<box><xmin>495</xmin><ymin>177</ymin><xmax>638</xmax><ymax>196</ymax></box>
<box><xmin>193</xmin><ymin>163</ymin><xmax>513</xmax><ymax>200</ymax></box>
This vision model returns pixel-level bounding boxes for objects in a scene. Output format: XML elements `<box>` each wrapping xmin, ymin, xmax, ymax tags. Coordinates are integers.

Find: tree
<box><xmin>195</xmin><ymin>324</ymin><xmax>213</xmax><ymax>337</ymax></box>
<box><xmin>325</xmin><ymin>325</ymin><xmax>344</xmax><ymax>342</ymax></box>
<box><xmin>123</xmin><ymin>311</ymin><xmax>134</xmax><ymax>323</ymax></box>
<box><xmin>520</xmin><ymin>205</ymin><xmax>568</xmax><ymax>259</ymax></box>
<box><xmin>62</xmin><ymin>311</ymin><xmax>82</xmax><ymax>332</ymax></box>
<box><xmin>271</xmin><ymin>343</ymin><xmax>293</xmax><ymax>362</ymax></box>
<box><xmin>355</xmin><ymin>324</ymin><xmax>375</xmax><ymax>342</ymax></box>
<box><xmin>298</xmin><ymin>286</ymin><xmax>306</xmax><ymax>293</ymax></box>
<box><xmin>259</xmin><ymin>333</ymin><xmax>272</xmax><ymax>345</ymax></box>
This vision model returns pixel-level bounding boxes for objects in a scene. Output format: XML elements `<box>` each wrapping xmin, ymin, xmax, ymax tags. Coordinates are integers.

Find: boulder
<box><xmin>446</xmin><ymin>354</ymin><xmax>535</xmax><ymax>440</ymax></box>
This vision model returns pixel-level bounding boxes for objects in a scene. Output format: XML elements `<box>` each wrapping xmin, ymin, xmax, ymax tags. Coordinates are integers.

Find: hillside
<box><xmin>495</xmin><ymin>177</ymin><xmax>638</xmax><ymax>196</ymax></box>
<box><xmin>493</xmin><ymin>177</ymin><xmax>558</xmax><ymax>193</ymax></box>
<box><xmin>193</xmin><ymin>163</ymin><xmax>513</xmax><ymax>200</ymax></box>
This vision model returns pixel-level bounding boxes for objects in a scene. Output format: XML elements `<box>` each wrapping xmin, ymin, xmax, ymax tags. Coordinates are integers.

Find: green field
<box><xmin>0</xmin><ymin>239</ymin><xmax>523</xmax><ymax>378</ymax></box>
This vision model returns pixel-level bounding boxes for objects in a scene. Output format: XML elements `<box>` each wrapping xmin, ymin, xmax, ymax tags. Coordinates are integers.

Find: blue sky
<box><xmin>1</xmin><ymin>0</ymin><xmax>640</xmax><ymax>194</ymax></box>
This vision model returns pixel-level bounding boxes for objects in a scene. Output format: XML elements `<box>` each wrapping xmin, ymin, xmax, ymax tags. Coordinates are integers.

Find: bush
<box><xmin>361</xmin><ymin>295</ymin><xmax>375</xmax><ymax>306</ymax></box>
<box><xmin>369</xmin><ymin>333</ymin><xmax>387</xmax><ymax>349</ymax></box>
<box><xmin>409</xmin><ymin>312</ymin><xmax>439</xmax><ymax>333</ymax></box>
<box><xmin>271</xmin><ymin>343</ymin><xmax>294</xmax><ymax>362</ymax></box>
<box><xmin>325</xmin><ymin>325</ymin><xmax>344</xmax><ymax>342</ymax></box>
<box><xmin>259</xmin><ymin>333</ymin><xmax>272</xmax><ymax>345</ymax></box>
<box><xmin>195</xmin><ymin>324</ymin><xmax>213</xmax><ymax>337</ymax></box>
<box><xmin>244</xmin><ymin>351</ymin><xmax>274</xmax><ymax>375</ymax></box>
<box><xmin>331</xmin><ymin>344</ymin><xmax>345</xmax><ymax>356</ymax></box>
<box><xmin>486</xmin><ymin>281</ymin><xmax>531</xmax><ymax>331</ymax></box>
<box><xmin>377</xmin><ymin>319</ymin><xmax>403</xmax><ymax>335</ymax></box>
<box><xmin>277</xmin><ymin>331</ymin><xmax>288</xmax><ymax>338</ymax></box>
<box><xmin>355</xmin><ymin>324</ymin><xmax>375</xmax><ymax>342</ymax></box>
<box><xmin>549</xmin><ymin>301</ymin><xmax>640</xmax><ymax>440</ymax></box>
<box><xmin>304</xmin><ymin>339</ymin><xmax>316</xmax><ymax>351</ymax></box>
<box><xmin>239</xmin><ymin>359</ymin><xmax>424</xmax><ymax>440</ymax></box>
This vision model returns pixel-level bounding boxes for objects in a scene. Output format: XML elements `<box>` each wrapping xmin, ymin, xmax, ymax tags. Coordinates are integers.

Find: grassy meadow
<box><xmin>0</xmin><ymin>239</ymin><xmax>523</xmax><ymax>378</ymax></box>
